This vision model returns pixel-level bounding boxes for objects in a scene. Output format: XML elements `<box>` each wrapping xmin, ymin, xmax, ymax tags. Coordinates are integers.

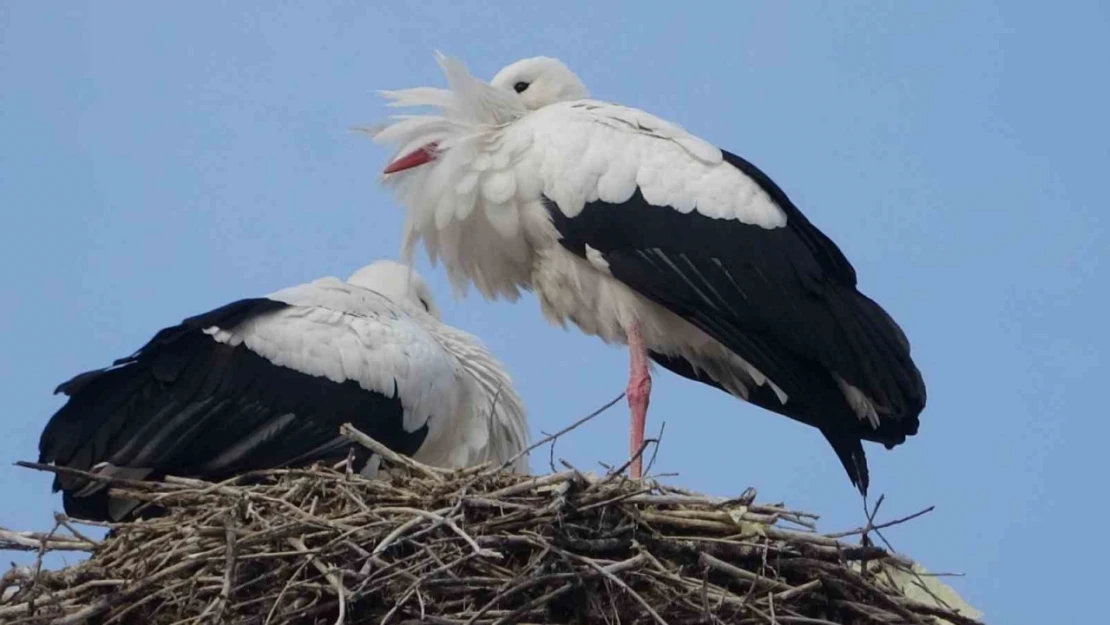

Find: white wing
<box><xmin>207</xmin><ymin>277</ymin><xmax>460</xmax><ymax>435</ymax></box>
<box><xmin>429</xmin><ymin>322</ymin><xmax>531</xmax><ymax>473</ymax></box>
<box><xmin>515</xmin><ymin>100</ymin><xmax>784</xmax><ymax>226</ymax></box>
<box><xmin>235</xmin><ymin>276</ymin><xmax>528</xmax><ymax>471</ymax></box>
<box><xmin>377</xmin><ymin>74</ymin><xmax>789</xmax><ymax>298</ymax></box>
<box><xmin>380</xmin><ymin>94</ymin><xmax>788</xmax><ymax>237</ymax></box>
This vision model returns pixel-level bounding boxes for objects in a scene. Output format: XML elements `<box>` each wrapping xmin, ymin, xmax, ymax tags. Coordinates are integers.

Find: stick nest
<box><xmin>1</xmin><ymin>426</ymin><xmax>984</xmax><ymax>625</ymax></box>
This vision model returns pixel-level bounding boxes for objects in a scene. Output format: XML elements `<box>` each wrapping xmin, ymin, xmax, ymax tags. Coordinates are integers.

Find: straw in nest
<box><xmin>1</xmin><ymin>409</ymin><xmax>984</xmax><ymax>625</ymax></box>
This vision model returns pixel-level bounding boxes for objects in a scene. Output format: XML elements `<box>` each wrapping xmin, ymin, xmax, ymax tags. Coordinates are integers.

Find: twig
<box><xmin>493</xmin><ymin>391</ymin><xmax>625</xmax><ymax>475</ymax></box>
<box><xmin>51</xmin><ymin>558</ymin><xmax>204</xmax><ymax>624</ymax></box>
<box><xmin>597</xmin><ymin>437</ymin><xmax>659</xmax><ymax>486</ymax></box>
<box><xmin>485</xmin><ymin>470</ymin><xmax>578</xmax><ymax>499</ymax></box>
<box><xmin>340</xmin><ymin>424</ymin><xmax>445</xmax><ymax>481</ymax></box>
<box><xmin>372</xmin><ymin>507</ymin><xmax>500</xmax><ymax>558</ymax></box>
<box><xmin>489</xmin><ymin>581</ymin><xmax>575</xmax><ymax>625</ymax></box>
<box><xmin>218</xmin><ymin>512</ymin><xmax>239</xmax><ymax>619</ymax></box>
<box><xmin>288</xmin><ymin>537</ymin><xmax>346</xmax><ymax>625</ymax></box>
<box><xmin>774</xmin><ymin>580</ymin><xmax>820</xmax><ymax>602</ymax></box>
<box><xmin>554</xmin><ymin>549</ymin><xmax>666</xmax><ymax>625</ymax></box>
<box><xmin>699</xmin><ymin>553</ymin><xmax>793</xmax><ymax>593</ymax></box>
<box><xmin>463</xmin><ymin>571</ymin><xmax>579</xmax><ymax>625</ymax></box>
<box><xmin>13</xmin><ymin>461</ymin><xmax>163</xmax><ymax>492</ymax></box>
<box><xmin>53</xmin><ymin>514</ymin><xmax>99</xmax><ymax>546</ymax></box>
<box><xmin>828</xmin><ymin>506</ymin><xmax>936</xmax><ymax>539</ymax></box>
<box><xmin>644</xmin><ymin>421</ymin><xmax>667</xmax><ymax>475</ymax></box>
<box><xmin>0</xmin><ymin>528</ymin><xmax>96</xmax><ymax>553</ymax></box>
<box><xmin>372</xmin><ymin>512</ymin><xmax>434</xmax><ymax>557</ymax></box>
<box><xmin>1</xmin><ymin>418</ymin><xmax>981</xmax><ymax>625</ymax></box>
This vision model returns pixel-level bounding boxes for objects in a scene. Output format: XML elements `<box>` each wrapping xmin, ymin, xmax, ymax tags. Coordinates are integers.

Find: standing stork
<box><xmin>371</xmin><ymin>55</ymin><xmax>926</xmax><ymax>494</ymax></box>
<box><xmin>38</xmin><ymin>260</ymin><xmax>530</xmax><ymax>521</ymax></box>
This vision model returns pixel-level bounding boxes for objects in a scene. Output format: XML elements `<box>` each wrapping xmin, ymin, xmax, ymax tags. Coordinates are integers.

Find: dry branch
<box><xmin>1</xmin><ymin>425</ymin><xmax>983</xmax><ymax>625</ymax></box>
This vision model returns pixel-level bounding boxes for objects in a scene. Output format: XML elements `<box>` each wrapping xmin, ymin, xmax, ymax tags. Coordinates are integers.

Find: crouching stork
<box><xmin>38</xmin><ymin>260</ymin><xmax>530</xmax><ymax>520</ymax></box>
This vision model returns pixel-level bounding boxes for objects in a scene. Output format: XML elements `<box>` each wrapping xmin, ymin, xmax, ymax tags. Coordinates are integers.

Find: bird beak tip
<box><xmin>382</xmin><ymin>143</ymin><xmax>440</xmax><ymax>175</ymax></box>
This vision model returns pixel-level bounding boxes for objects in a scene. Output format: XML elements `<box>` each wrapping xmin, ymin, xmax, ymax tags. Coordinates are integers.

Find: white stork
<box><xmin>371</xmin><ymin>55</ymin><xmax>926</xmax><ymax>494</ymax></box>
<box><xmin>38</xmin><ymin>260</ymin><xmax>530</xmax><ymax>521</ymax></box>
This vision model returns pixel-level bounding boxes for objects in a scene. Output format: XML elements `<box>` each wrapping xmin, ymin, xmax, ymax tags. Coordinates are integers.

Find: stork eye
<box><xmin>513</xmin><ymin>81</ymin><xmax>530</xmax><ymax>93</ymax></box>
<box><xmin>420</xmin><ymin>298</ymin><xmax>430</xmax><ymax>312</ymax></box>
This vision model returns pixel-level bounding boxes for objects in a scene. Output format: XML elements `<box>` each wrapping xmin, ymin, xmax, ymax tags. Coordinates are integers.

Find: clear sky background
<box><xmin>2</xmin><ymin>3</ymin><xmax>1106</xmax><ymax>623</ymax></box>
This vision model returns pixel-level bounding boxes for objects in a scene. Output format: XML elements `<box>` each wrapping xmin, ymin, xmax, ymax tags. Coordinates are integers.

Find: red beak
<box><xmin>383</xmin><ymin>142</ymin><xmax>439</xmax><ymax>174</ymax></box>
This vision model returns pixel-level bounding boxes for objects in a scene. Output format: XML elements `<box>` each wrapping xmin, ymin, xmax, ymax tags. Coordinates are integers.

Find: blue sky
<box><xmin>1</xmin><ymin>3</ymin><xmax>1106</xmax><ymax>623</ymax></box>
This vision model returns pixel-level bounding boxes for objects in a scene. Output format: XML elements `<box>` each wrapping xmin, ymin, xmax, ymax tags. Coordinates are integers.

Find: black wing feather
<box><xmin>40</xmin><ymin>298</ymin><xmax>430</xmax><ymax>521</ymax></box>
<box><xmin>546</xmin><ymin>149</ymin><xmax>926</xmax><ymax>494</ymax></box>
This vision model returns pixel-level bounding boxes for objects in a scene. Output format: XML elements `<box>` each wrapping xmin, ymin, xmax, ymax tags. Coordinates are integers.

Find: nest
<box><xmin>1</xmin><ymin>421</ymin><xmax>984</xmax><ymax>625</ymax></box>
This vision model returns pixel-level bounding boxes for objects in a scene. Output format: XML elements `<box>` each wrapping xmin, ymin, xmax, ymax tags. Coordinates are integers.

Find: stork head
<box><xmin>490</xmin><ymin>56</ymin><xmax>590</xmax><ymax>110</ymax></box>
<box><xmin>380</xmin><ymin>55</ymin><xmax>589</xmax><ymax>175</ymax></box>
<box><xmin>347</xmin><ymin>260</ymin><xmax>441</xmax><ymax>319</ymax></box>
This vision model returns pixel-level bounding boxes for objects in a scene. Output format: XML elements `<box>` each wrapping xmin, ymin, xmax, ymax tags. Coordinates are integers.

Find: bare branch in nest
<box><xmin>1</xmin><ymin>408</ymin><xmax>983</xmax><ymax>625</ymax></box>
<box><xmin>829</xmin><ymin>505</ymin><xmax>937</xmax><ymax>539</ymax></box>
<box><xmin>0</xmin><ymin>528</ymin><xmax>96</xmax><ymax>553</ymax></box>
<box><xmin>512</xmin><ymin>390</ymin><xmax>626</xmax><ymax>477</ymax></box>
<box><xmin>340</xmin><ymin>423</ymin><xmax>446</xmax><ymax>481</ymax></box>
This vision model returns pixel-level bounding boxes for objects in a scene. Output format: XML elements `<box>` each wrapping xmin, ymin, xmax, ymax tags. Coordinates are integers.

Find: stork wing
<box><xmin>545</xmin><ymin>150</ymin><xmax>927</xmax><ymax>493</ymax></box>
<box><xmin>39</xmin><ymin>284</ymin><xmax>456</xmax><ymax>521</ymax></box>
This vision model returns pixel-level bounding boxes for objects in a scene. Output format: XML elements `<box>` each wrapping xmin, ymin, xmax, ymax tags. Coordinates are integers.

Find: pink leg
<box><xmin>626</xmin><ymin>321</ymin><xmax>652</xmax><ymax>479</ymax></box>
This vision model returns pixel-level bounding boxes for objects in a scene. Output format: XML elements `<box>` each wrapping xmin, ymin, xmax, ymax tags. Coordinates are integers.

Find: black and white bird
<box><xmin>39</xmin><ymin>260</ymin><xmax>530</xmax><ymax>521</ymax></box>
<box><xmin>371</xmin><ymin>55</ymin><xmax>926</xmax><ymax>494</ymax></box>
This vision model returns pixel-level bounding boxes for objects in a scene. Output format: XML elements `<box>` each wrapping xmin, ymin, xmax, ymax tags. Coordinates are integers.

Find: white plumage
<box><xmin>371</xmin><ymin>55</ymin><xmax>927</xmax><ymax>494</ymax></box>
<box><xmin>39</xmin><ymin>259</ymin><xmax>530</xmax><ymax>521</ymax></box>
